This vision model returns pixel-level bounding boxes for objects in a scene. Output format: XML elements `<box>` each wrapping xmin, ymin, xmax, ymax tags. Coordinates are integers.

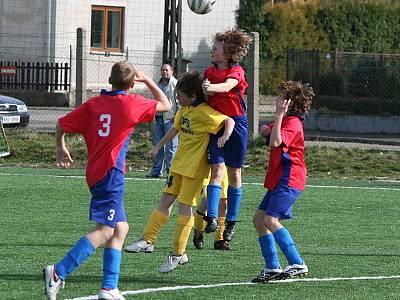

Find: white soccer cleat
<box><xmin>282</xmin><ymin>263</ymin><xmax>308</xmax><ymax>278</ymax></box>
<box><xmin>98</xmin><ymin>288</ymin><xmax>125</xmax><ymax>300</ymax></box>
<box><xmin>158</xmin><ymin>253</ymin><xmax>188</xmax><ymax>273</ymax></box>
<box><xmin>124</xmin><ymin>236</ymin><xmax>154</xmax><ymax>253</ymax></box>
<box><xmin>251</xmin><ymin>267</ymin><xmax>283</xmax><ymax>283</ymax></box>
<box><xmin>43</xmin><ymin>265</ymin><xmax>65</xmax><ymax>300</ymax></box>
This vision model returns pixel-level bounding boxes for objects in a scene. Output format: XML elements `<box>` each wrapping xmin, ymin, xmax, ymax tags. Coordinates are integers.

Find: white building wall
<box><xmin>0</xmin><ymin>0</ymin><xmax>49</xmax><ymax>61</ymax></box>
<box><xmin>1</xmin><ymin>0</ymin><xmax>240</xmax><ymax>94</ymax></box>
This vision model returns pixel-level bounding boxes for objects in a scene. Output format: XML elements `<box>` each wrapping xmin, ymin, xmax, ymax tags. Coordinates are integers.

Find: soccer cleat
<box><xmin>223</xmin><ymin>220</ymin><xmax>236</xmax><ymax>241</ymax></box>
<box><xmin>43</xmin><ymin>265</ymin><xmax>65</xmax><ymax>300</ymax></box>
<box><xmin>98</xmin><ymin>288</ymin><xmax>125</xmax><ymax>300</ymax></box>
<box><xmin>193</xmin><ymin>230</ymin><xmax>204</xmax><ymax>249</ymax></box>
<box><xmin>204</xmin><ymin>216</ymin><xmax>218</xmax><ymax>233</ymax></box>
<box><xmin>251</xmin><ymin>267</ymin><xmax>283</xmax><ymax>283</ymax></box>
<box><xmin>124</xmin><ymin>236</ymin><xmax>154</xmax><ymax>253</ymax></box>
<box><xmin>281</xmin><ymin>263</ymin><xmax>308</xmax><ymax>279</ymax></box>
<box><xmin>158</xmin><ymin>253</ymin><xmax>188</xmax><ymax>273</ymax></box>
<box><xmin>213</xmin><ymin>240</ymin><xmax>230</xmax><ymax>250</ymax></box>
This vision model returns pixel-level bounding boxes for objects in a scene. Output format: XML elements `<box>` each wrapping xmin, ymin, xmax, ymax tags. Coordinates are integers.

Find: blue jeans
<box><xmin>150</xmin><ymin>116</ymin><xmax>178</xmax><ymax>176</ymax></box>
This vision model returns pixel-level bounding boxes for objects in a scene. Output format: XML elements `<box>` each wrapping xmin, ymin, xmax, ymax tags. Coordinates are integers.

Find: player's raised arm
<box><xmin>134</xmin><ymin>69</ymin><xmax>171</xmax><ymax>112</ymax></box>
<box><xmin>55</xmin><ymin>121</ymin><xmax>73</xmax><ymax>168</ymax></box>
<box><xmin>204</xmin><ymin>77</ymin><xmax>239</xmax><ymax>94</ymax></box>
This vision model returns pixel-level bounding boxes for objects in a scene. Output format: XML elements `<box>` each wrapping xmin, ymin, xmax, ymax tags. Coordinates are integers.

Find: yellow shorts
<box><xmin>163</xmin><ymin>172</ymin><xmax>203</xmax><ymax>206</ymax></box>
<box><xmin>200</xmin><ymin>171</ymin><xmax>228</xmax><ymax>199</ymax></box>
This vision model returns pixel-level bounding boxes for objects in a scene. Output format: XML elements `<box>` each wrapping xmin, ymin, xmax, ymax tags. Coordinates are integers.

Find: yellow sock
<box><xmin>193</xmin><ymin>211</ymin><xmax>206</xmax><ymax>232</ymax></box>
<box><xmin>173</xmin><ymin>215</ymin><xmax>194</xmax><ymax>255</ymax></box>
<box><xmin>143</xmin><ymin>209</ymin><xmax>168</xmax><ymax>244</ymax></box>
<box><xmin>214</xmin><ymin>217</ymin><xmax>226</xmax><ymax>241</ymax></box>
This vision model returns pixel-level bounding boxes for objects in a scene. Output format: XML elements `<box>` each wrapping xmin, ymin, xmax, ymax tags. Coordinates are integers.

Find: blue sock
<box><xmin>102</xmin><ymin>248</ymin><xmax>121</xmax><ymax>290</ymax></box>
<box><xmin>258</xmin><ymin>234</ymin><xmax>280</xmax><ymax>269</ymax></box>
<box><xmin>273</xmin><ymin>227</ymin><xmax>303</xmax><ymax>265</ymax></box>
<box><xmin>226</xmin><ymin>186</ymin><xmax>242</xmax><ymax>221</ymax></box>
<box><xmin>206</xmin><ymin>184</ymin><xmax>222</xmax><ymax>218</ymax></box>
<box><xmin>55</xmin><ymin>236</ymin><xmax>95</xmax><ymax>280</ymax></box>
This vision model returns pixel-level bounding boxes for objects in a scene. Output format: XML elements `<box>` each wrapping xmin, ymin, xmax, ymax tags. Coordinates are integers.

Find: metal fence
<box><xmin>286</xmin><ymin>49</ymin><xmax>400</xmax><ymax>116</ymax></box>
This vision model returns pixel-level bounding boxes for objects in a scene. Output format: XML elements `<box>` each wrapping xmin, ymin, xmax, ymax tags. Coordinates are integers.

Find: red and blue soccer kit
<box><xmin>59</xmin><ymin>90</ymin><xmax>157</xmax><ymax>227</ymax></box>
<box><xmin>204</xmin><ymin>64</ymin><xmax>248</xmax><ymax>168</ymax></box>
<box><xmin>259</xmin><ymin>115</ymin><xmax>307</xmax><ymax>219</ymax></box>
<box><xmin>204</xmin><ymin>64</ymin><xmax>248</xmax><ymax>222</ymax></box>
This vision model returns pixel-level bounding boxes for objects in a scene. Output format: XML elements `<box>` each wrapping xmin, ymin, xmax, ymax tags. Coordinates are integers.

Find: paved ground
<box><xmin>27</xmin><ymin>107</ymin><xmax>400</xmax><ymax>151</ymax></box>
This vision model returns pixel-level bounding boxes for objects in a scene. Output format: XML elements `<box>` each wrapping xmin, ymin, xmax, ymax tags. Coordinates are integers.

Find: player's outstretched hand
<box><xmin>217</xmin><ymin>135</ymin><xmax>229</xmax><ymax>148</ymax></box>
<box><xmin>56</xmin><ymin>147</ymin><xmax>73</xmax><ymax>168</ymax></box>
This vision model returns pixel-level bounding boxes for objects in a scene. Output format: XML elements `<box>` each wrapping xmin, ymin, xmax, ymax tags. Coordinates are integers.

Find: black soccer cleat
<box><xmin>193</xmin><ymin>230</ymin><xmax>204</xmax><ymax>249</ymax></box>
<box><xmin>223</xmin><ymin>220</ymin><xmax>237</xmax><ymax>241</ymax></box>
<box><xmin>204</xmin><ymin>216</ymin><xmax>218</xmax><ymax>233</ymax></box>
<box><xmin>213</xmin><ymin>240</ymin><xmax>230</xmax><ymax>251</ymax></box>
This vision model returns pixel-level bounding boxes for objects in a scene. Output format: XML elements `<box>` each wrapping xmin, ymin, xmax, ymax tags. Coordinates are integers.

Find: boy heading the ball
<box><xmin>202</xmin><ymin>28</ymin><xmax>253</xmax><ymax>242</ymax></box>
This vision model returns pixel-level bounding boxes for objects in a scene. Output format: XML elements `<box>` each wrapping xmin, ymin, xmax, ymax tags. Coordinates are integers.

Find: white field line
<box><xmin>1</xmin><ymin>172</ymin><xmax>400</xmax><ymax>191</ymax></box>
<box><xmin>67</xmin><ymin>275</ymin><xmax>400</xmax><ymax>300</ymax></box>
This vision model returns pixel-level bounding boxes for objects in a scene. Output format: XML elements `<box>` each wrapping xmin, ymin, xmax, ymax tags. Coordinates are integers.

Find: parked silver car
<box><xmin>0</xmin><ymin>95</ymin><xmax>30</xmax><ymax>127</ymax></box>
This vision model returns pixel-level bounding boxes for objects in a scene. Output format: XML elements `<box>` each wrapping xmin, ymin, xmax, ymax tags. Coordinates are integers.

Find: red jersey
<box><xmin>204</xmin><ymin>64</ymin><xmax>247</xmax><ymax>116</ymax></box>
<box><xmin>264</xmin><ymin>116</ymin><xmax>307</xmax><ymax>191</ymax></box>
<box><xmin>59</xmin><ymin>90</ymin><xmax>157</xmax><ymax>187</ymax></box>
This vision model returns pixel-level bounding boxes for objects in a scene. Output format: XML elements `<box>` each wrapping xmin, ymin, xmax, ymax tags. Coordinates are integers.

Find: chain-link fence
<box><xmin>286</xmin><ymin>48</ymin><xmax>400</xmax><ymax>116</ymax></box>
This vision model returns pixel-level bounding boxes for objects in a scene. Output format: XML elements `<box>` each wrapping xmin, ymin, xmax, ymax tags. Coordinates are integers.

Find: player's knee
<box><xmin>252</xmin><ymin>211</ymin><xmax>264</xmax><ymax>228</ymax></box>
<box><xmin>101</xmin><ymin>227</ymin><xmax>115</xmax><ymax>241</ymax></box>
<box><xmin>263</xmin><ymin>215</ymin><xmax>279</xmax><ymax>231</ymax></box>
<box><xmin>115</xmin><ymin>222</ymin><xmax>129</xmax><ymax>239</ymax></box>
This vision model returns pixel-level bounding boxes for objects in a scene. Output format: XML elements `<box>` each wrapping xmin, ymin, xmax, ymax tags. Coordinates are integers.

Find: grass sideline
<box><xmin>0</xmin><ymin>168</ymin><xmax>400</xmax><ymax>299</ymax></box>
<box><xmin>1</xmin><ymin>127</ymin><xmax>400</xmax><ymax>180</ymax></box>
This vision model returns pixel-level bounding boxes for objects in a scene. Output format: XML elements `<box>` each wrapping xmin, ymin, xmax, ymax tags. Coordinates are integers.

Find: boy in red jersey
<box><xmin>252</xmin><ymin>81</ymin><xmax>314</xmax><ymax>283</ymax></box>
<box><xmin>202</xmin><ymin>28</ymin><xmax>252</xmax><ymax>242</ymax></box>
<box><xmin>43</xmin><ymin>61</ymin><xmax>171</xmax><ymax>300</ymax></box>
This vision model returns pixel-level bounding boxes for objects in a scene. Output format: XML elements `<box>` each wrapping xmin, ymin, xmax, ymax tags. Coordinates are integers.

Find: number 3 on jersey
<box><xmin>98</xmin><ymin>114</ymin><xmax>111</xmax><ymax>137</ymax></box>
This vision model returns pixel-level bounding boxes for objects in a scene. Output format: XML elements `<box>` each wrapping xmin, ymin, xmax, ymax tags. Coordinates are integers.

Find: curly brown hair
<box><xmin>109</xmin><ymin>61</ymin><xmax>136</xmax><ymax>90</ymax></box>
<box><xmin>277</xmin><ymin>81</ymin><xmax>315</xmax><ymax>116</ymax></box>
<box><xmin>214</xmin><ymin>28</ymin><xmax>253</xmax><ymax>64</ymax></box>
<box><xmin>176</xmin><ymin>71</ymin><xmax>205</xmax><ymax>101</ymax></box>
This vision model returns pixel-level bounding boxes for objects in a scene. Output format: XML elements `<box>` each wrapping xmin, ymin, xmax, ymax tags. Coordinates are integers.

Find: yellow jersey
<box><xmin>171</xmin><ymin>102</ymin><xmax>228</xmax><ymax>179</ymax></box>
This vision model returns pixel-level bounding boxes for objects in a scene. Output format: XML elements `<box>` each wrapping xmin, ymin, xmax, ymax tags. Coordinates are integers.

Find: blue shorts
<box><xmin>89</xmin><ymin>168</ymin><xmax>127</xmax><ymax>228</ymax></box>
<box><xmin>207</xmin><ymin>115</ymin><xmax>248</xmax><ymax>168</ymax></box>
<box><xmin>258</xmin><ymin>184</ymin><xmax>301</xmax><ymax>220</ymax></box>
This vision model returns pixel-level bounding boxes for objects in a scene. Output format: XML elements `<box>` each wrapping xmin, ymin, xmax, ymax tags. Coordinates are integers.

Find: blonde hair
<box><xmin>109</xmin><ymin>61</ymin><xmax>136</xmax><ymax>90</ymax></box>
<box><xmin>214</xmin><ymin>28</ymin><xmax>253</xmax><ymax>64</ymax></box>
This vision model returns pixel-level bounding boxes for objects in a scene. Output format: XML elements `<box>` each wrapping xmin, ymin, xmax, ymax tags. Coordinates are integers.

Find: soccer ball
<box><xmin>187</xmin><ymin>0</ymin><xmax>216</xmax><ymax>14</ymax></box>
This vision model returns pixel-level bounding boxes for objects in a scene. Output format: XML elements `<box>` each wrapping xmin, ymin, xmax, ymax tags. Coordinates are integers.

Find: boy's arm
<box><xmin>203</xmin><ymin>78</ymin><xmax>239</xmax><ymax>94</ymax></box>
<box><xmin>269</xmin><ymin>98</ymin><xmax>291</xmax><ymax>148</ymax></box>
<box><xmin>148</xmin><ymin>127</ymin><xmax>180</xmax><ymax>159</ymax></box>
<box><xmin>217</xmin><ymin>116</ymin><xmax>235</xmax><ymax>148</ymax></box>
<box><xmin>134</xmin><ymin>69</ymin><xmax>171</xmax><ymax>112</ymax></box>
<box><xmin>55</xmin><ymin>121</ymin><xmax>73</xmax><ymax>168</ymax></box>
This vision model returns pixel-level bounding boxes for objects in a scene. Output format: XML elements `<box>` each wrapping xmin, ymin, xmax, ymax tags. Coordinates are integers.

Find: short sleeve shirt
<box><xmin>171</xmin><ymin>102</ymin><xmax>228</xmax><ymax>179</ymax></box>
<box><xmin>204</xmin><ymin>64</ymin><xmax>247</xmax><ymax>116</ymax></box>
<box><xmin>264</xmin><ymin>116</ymin><xmax>307</xmax><ymax>191</ymax></box>
<box><xmin>59</xmin><ymin>91</ymin><xmax>157</xmax><ymax>187</ymax></box>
